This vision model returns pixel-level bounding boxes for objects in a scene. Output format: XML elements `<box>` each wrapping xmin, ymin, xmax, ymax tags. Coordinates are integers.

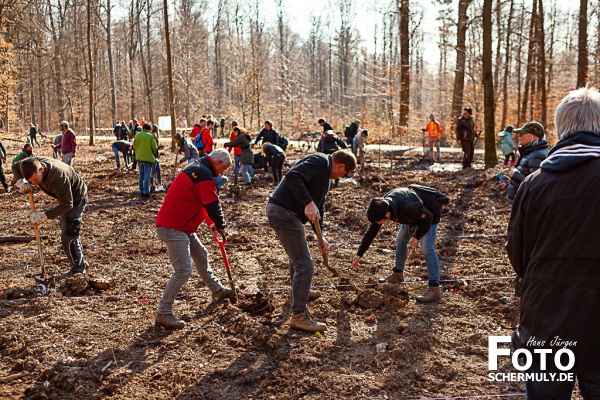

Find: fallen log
<box><xmin>0</xmin><ymin>235</ymin><xmax>49</xmax><ymax>243</ymax></box>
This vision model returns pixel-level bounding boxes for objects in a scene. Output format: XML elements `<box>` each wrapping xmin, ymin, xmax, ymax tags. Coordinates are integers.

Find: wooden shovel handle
<box><xmin>28</xmin><ymin>190</ymin><xmax>45</xmax><ymax>276</ymax></box>
<box><xmin>312</xmin><ymin>220</ymin><xmax>338</xmax><ymax>277</ymax></box>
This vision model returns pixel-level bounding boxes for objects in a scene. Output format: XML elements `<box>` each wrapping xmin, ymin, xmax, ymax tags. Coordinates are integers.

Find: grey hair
<box><xmin>209</xmin><ymin>148</ymin><xmax>232</xmax><ymax>166</ymax></box>
<box><xmin>555</xmin><ymin>86</ymin><xmax>600</xmax><ymax>140</ymax></box>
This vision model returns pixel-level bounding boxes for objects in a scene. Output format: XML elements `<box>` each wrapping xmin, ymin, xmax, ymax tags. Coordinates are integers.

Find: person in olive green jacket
<box><xmin>132</xmin><ymin>123</ymin><xmax>158</xmax><ymax>198</ymax></box>
<box><xmin>13</xmin><ymin>156</ymin><xmax>89</xmax><ymax>276</ymax></box>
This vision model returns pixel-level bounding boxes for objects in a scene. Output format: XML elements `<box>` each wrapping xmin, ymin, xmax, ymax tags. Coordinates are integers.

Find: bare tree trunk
<box><xmin>482</xmin><ymin>0</ymin><xmax>496</xmax><ymax>168</ymax></box>
<box><xmin>106</xmin><ymin>0</ymin><xmax>117</xmax><ymax>126</ymax></box>
<box><xmin>537</xmin><ymin>0</ymin><xmax>547</xmax><ymax>128</ymax></box>
<box><xmin>520</xmin><ymin>0</ymin><xmax>537</xmax><ymax>125</ymax></box>
<box><xmin>136</xmin><ymin>0</ymin><xmax>152</xmax><ymax>122</ymax></box>
<box><xmin>398</xmin><ymin>0</ymin><xmax>409</xmax><ymax>127</ymax></box>
<box><xmin>501</xmin><ymin>0</ymin><xmax>514</xmax><ymax>129</ymax></box>
<box><xmin>145</xmin><ymin>0</ymin><xmax>155</xmax><ymax>123</ymax></box>
<box><xmin>37</xmin><ymin>56</ymin><xmax>47</xmax><ymax>131</ymax></box>
<box><xmin>451</xmin><ymin>0</ymin><xmax>472</xmax><ymax>125</ymax></box>
<box><xmin>87</xmin><ymin>0</ymin><xmax>96</xmax><ymax>145</ymax></box>
<box><xmin>163</xmin><ymin>0</ymin><xmax>176</xmax><ymax>148</ymax></box>
<box><xmin>577</xmin><ymin>0</ymin><xmax>588</xmax><ymax>88</ymax></box>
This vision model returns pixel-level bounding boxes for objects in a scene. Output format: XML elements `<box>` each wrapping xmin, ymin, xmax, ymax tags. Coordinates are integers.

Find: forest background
<box><xmin>0</xmin><ymin>0</ymin><xmax>596</xmax><ymax>166</ymax></box>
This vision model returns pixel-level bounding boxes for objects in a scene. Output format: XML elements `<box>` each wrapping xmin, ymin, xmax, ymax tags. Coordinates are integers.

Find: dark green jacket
<box><xmin>12</xmin><ymin>156</ymin><xmax>87</xmax><ymax>219</ymax></box>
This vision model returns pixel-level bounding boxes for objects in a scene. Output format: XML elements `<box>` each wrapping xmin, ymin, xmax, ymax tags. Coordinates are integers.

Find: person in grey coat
<box><xmin>224</xmin><ymin>127</ymin><xmax>254</xmax><ymax>185</ymax></box>
<box><xmin>174</xmin><ymin>133</ymin><xmax>199</xmax><ymax>165</ymax></box>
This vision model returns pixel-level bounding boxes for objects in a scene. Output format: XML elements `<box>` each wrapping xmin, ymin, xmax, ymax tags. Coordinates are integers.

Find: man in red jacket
<box><xmin>154</xmin><ymin>148</ymin><xmax>236</xmax><ymax>329</ymax></box>
<box><xmin>53</xmin><ymin>121</ymin><xmax>77</xmax><ymax>166</ymax></box>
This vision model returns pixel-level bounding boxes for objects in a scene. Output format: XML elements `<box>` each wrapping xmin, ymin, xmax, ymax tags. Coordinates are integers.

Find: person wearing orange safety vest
<box><xmin>423</xmin><ymin>114</ymin><xmax>443</xmax><ymax>162</ymax></box>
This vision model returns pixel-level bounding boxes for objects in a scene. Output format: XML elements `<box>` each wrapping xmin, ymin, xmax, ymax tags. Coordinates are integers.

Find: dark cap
<box><xmin>505</xmin><ymin>125</ymin><xmax>514</xmax><ymax>132</ymax></box>
<box><xmin>514</xmin><ymin>121</ymin><xmax>545</xmax><ymax>138</ymax></box>
<box><xmin>463</xmin><ymin>107</ymin><xmax>472</xmax><ymax>115</ymax></box>
<box><xmin>231</xmin><ymin>120</ymin><xmax>238</xmax><ymax>126</ymax></box>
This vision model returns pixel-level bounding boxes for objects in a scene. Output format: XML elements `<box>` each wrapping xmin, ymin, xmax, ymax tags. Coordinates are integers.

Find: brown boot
<box><xmin>155</xmin><ymin>313</ymin><xmax>186</xmax><ymax>329</ymax></box>
<box><xmin>379</xmin><ymin>271</ymin><xmax>404</xmax><ymax>285</ymax></box>
<box><xmin>291</xmin><ymin>310</ymin><xmax>327</xmax><ymax>333</ymax></box>
<box><xmin>416</xmin><ymin>286</ymin><xmax>442</xmax><ymax>303</ymax></box>
<box><xmin>308</xmin><ymin>290</ymin><xmax>321</xmax><ymax>301</ymax></box>
<box><xmin>213</xmin><ymin>287</ymin><xmax>238</xmax><ymax>301</ymax></box>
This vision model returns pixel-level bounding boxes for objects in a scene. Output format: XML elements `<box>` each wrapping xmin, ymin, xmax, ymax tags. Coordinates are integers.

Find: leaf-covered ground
<box><xmin>0</xmin><ymin>136</ymin><xmax>576</xmax><ymax>399</ymax></box>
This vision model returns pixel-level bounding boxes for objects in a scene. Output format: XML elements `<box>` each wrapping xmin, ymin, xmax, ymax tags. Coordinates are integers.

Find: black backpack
<box><xmin>277</xmin><ymin>134</ymin><xmax>289</xmax><ymax>151</ymax></box>
<box><xmin>408</xmin><ymin>184</ymin><xmax>450</xmax><ymax>205</ymax></box>
<box><xmin>323</xmin><ymin>132</ymin><xmax>338</xmax><ymax>143</ymax></box>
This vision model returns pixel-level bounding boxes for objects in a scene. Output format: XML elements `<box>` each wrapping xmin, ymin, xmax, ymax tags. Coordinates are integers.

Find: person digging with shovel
<box><xmin>12</xmin><ymin>156</ymin><xmax>89</xmax><ymax>277</ymax></box>
<box><xmin>352</xmin><ymin>185</ymin><xmax>448</xmax><ymax>303</ymax></box>
<box><xmin>154</xmin><ymin>148</ymin><xmax>237</xmax><ymax>330</ymax></box>
<box><xmin>266</xmin><ymin>149</ymin><xmax>357</xmax><ymax>333</ymax></box>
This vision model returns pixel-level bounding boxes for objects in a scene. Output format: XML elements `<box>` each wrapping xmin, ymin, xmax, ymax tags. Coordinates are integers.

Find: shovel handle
<box><xmin>214</xmin><ymin>234</ymin><xmax>238</xmax><ymax>302</ymax></box>
<box><xmin>312</xmin><ymin>220</ymin><xmax>338</xmax><ymax>277</ymax></box>
<box><xmin>28</xmin><ymin>190</ymin><xmax>45</xmax><ymax>276</ymax></box>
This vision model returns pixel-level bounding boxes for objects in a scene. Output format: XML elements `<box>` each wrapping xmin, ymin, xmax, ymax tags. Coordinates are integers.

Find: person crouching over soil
<box><xmin>262</xmin><ymin>142</ymin><xmax>286</xmax><ymax>186</ymax></box>
<box><xmin>13</xmin><ymin>156</ymin><xmax>89</xmax><ymax>277</ymax></box>
<box><xmin>266</xmin><ymin>149</ymin><xmax>357</xmax><ymax>332</ymax></box>
<box><xmin>352</xmin><ymin>185</ymin><xmax>449</xmax><ymax>303</ymax></box>
<box><xmin>154</xmin><ymin>148</ymin><xmax>237</xmax><ymax>330</ymax></box>
<box><xmin>223</xmin><ymin>126</ymin><xmax>254</xmax><ymax>185</ymax></box>
<box><xmin>173</xmin><ymin>132</ymin><xmax>199</xmax><ymax>165</ymax></box>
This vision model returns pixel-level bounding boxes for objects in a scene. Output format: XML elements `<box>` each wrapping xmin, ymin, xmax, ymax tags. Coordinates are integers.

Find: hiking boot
<box><xmin>378</xmin><ymin>271</ymin><xmax>404</xmax><ymax>285</ymax></box>
<box><xmin>155</xmin><ymin>313</ymin><xmax>185</xmax><ymax>329</ymax></box>
<box><xmin>308</xmin><ymin>290</ymin><xmax>321</xmax><ymax>302</ymax></box>
<box><xmin>416</xmin><ymin>285</ymin><xmax>442</xmax><ymax>303</ymax></box>
<box><xmin>213</xmin><ymin>287</ymin><xmax>238</xmax><ymax>301</ymax></box>
<box><xmin>251</xmin><ymin>177</ymin><xmax>256</xmax><ymax>184</ymax></box>
<box><xmin>155</xmin><ymin>185</ymin><xmax>166</xmax><ymax>193</ymax></box>
<box><xmin>291</xmin><ymin>310</ymin><xmax>327</xmax><ymax>333</ymax></box>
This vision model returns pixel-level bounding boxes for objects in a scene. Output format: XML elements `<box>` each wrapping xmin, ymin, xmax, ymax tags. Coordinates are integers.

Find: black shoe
<box><xmin>251</xmin><ymin>178</ymin><xmax>256</xmax><ymax>184</ymax></box>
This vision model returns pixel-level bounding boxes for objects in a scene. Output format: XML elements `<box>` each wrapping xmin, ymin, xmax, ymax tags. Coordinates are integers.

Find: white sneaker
<box><xmin>156</xmin><ymin>185</ymin><xmax>166</xmax><ymax>193</ymax></box>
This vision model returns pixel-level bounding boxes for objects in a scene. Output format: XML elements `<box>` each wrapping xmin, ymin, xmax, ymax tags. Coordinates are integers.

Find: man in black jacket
<box><xmin>456</xmin><ymin>107</ymin><xmax>475</xmax><ymax>169</ymax></box>
<box><xmin>318</xmin><ymin>118</ymin><xmax>334</xmax><ymax>133</ymax></box>
<box><xmin>266</xmin><ymin>150</ymin><xmax>356</xmax><ymax>332</ymax></box>
<box><xmin>352</xmin><ymin>186</ymin><xmax>446</xmax><ymax>303</ymax></box>
<box><xmin>507</xmin><ymin>87</ymin><xmax>600</xmax><ymax>398</ymax></box>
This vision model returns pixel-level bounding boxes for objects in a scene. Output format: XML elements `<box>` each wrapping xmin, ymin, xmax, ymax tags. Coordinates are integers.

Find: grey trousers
<box><xmin>266</xmin><ymin>202</ymin><xmax>314</xmax><ymax>314</ymax></box>
<box><xmin>156</xmin><ymin>226</ymin><xmax>224</xmax><ymax>314</ymax></box>
<box><xmin>60</xmin><ymin>196</ymin><xmax>88</xmax><ymax>273</ymax></box>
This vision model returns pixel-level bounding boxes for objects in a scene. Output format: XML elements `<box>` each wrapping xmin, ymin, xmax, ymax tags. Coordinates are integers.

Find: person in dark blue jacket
<box><xmin>504</xmin><ymin>121</ymin><xmax>548</xmax><ymax>204</ymax></box>
<box><xmin>318</xmin><ymin>118</ymin><xmax>334</xmax><ymax>133</ymax></box>
<box><xmin>254</xmin><ymin>120</ymin><xmax>279</xmax><ymax>146</ymax></box>
<box><xmin>267</xmin><ymin>150</ymin><xmax>356</xmax><ymax>333</ymax></box>
<box><xmin>262</xmin><ymin>143</ymin><xmax>286</xmax><ymax>185</ymax></box>
<box><xmin>352</xmin><ymin>186</ymin><xmax>447</xmax><ymax>303</ymax></box>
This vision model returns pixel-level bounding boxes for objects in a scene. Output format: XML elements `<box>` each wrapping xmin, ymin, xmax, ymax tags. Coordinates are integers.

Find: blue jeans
<box><xmin>215</xmin><ymin>174</ymin><xmax>228</xmax><ymax>190</ymax></box>
<box><xmin>112</xmin><ymin>144</ymin><xmax>130</xmax><ymax>169</ymax></box>
<box><xmin>266</xmin><ymin>202</ymin><xmax>314</xmax><ymax>314</ymax></box>
<box><xmin>138</xmin><ymin>161</ymin><xmax>153</xmax><ymax>195</ymax></box>
<box><xmin>155</xmin><ymin>227</ymin><xmax>224</xmax><ymax>314</ymax></box>
<box><xmin>240</xmin><ymin>164</ymin><xmax>251</xmax><ymax>184</ymax></box>
<box><xmin>233</xmin><ymin>154</ymin><xmax>241</xmax><ymax>182</ymax></box>
<box><xmin>151</xmin><ymin>160</ymin><xmax>162</xmax><ymax>186</ymax></box>
<box><xmin>526</xmin><ymin>363</ymin><xmax>600</xmax><ymax>399</ymax></box>
<box><xmin>394</xmin><ymin>224</ymin><xmax>440</xmax><ymax>286</ymax></box>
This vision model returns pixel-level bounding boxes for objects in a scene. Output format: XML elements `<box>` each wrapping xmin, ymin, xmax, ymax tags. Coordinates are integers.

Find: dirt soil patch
<box><xmin>0</xmin><ymin>137</ymin><xmax>567</xmax><ymax>399</ymax></box>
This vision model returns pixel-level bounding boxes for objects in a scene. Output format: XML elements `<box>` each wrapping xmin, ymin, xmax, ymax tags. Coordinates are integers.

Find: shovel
<box><xmin>214</xmin><ymin>232</ymin><xmax>238</xmax><ymax>303</ymax></box>
<box><xmin>312</xmin><ymin>219</ymin><xmax>339</xmax><ymax>277</ymax></box>
<box><xmin>27</xmin><ymin>189</ymin><xmax>45</xmax><ymax>278</ymax></box>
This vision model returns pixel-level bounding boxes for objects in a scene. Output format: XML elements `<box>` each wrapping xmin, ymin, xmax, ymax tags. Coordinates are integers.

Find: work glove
<box><xmin>30</xmin><ymin>211</ymin><xmax>47</xmax><ymax>224</ymax></box>
<box><xmin>15</xmin><ymin>178</ymin><xmax>34</xmax><ymax>193</ymax></box>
